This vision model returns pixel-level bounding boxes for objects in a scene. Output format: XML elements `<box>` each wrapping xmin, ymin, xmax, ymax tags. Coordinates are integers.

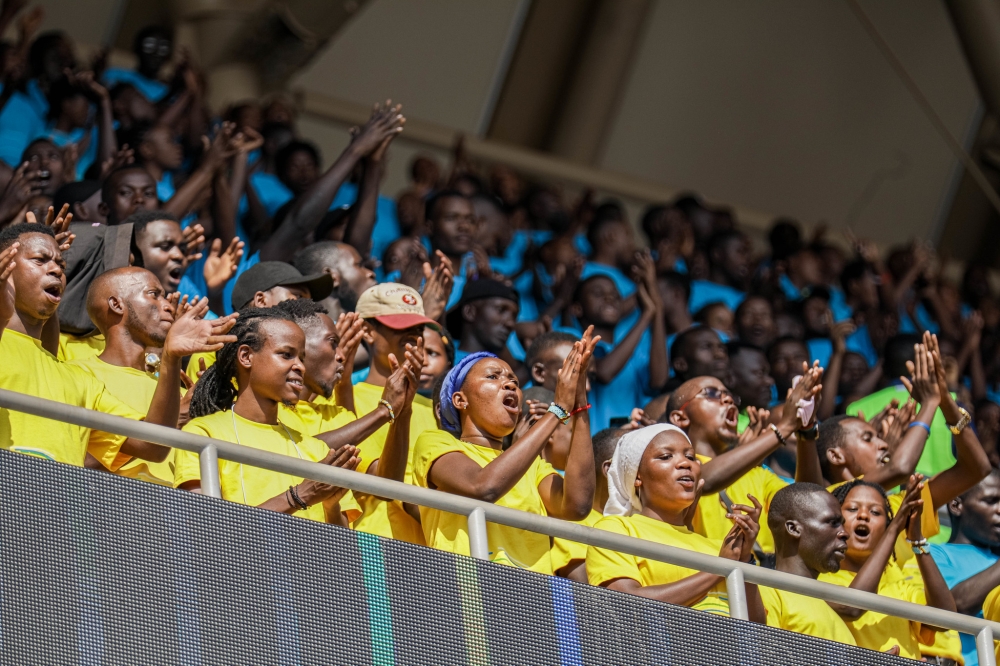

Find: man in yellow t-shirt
<box><xmin>351</xmin><ymin>283</ymin><xmax>439</xmax><ymax>545</ymax></box>
<box><xmin>271</xmin><ymin>298</ymin><xmax>416</xmax><ymax>524</ymax></box>
<box><xmin>664</xmin><ymin>373</ymin><xmax>823</xmax><ymax>554</ymax></box>
<box><xmin>0</xmin><ymin>227</ymin><xmax>233</xmax><ymax>468</ymax></box>
<box><xmin>761</xmin><ymin>483</ymin><xmax>857</xmax><ymax>646</ymax></box>
<box><xmin>70</xmin><ymin>267</ymin><xmax>199</xmax><ymax>484</ymax></box>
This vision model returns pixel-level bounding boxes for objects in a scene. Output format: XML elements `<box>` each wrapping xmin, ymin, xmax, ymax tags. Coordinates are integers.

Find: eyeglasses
<box><xmin>679</xmin><ymin>386</ymin><xmax>740</xmax><ymax>412</ymax></box>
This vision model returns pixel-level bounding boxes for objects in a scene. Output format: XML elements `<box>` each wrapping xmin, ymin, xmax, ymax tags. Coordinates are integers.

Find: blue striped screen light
<box><xmin>0</xmin><ymin>450</ymin><xmax>909</xmax><ymax>665</ymax></box>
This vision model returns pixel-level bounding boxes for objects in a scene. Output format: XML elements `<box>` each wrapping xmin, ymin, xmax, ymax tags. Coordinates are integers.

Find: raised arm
<box><xmin>344</xmin><ymin>103</ymin><xmax>402</xmax><ymax>258</ymax></box>
<box><xmin>539</xmin><ymin>327</ymin><xmax>600</xmax><ymax>520</ymax></box>
<box><xmin>260</xmin><ymin>103</ymin><xmax>404</xmax><ymax>262</ymax></box>
<box><xmin>863</xmin><ymin>342</ymin><xmax>938</xmax><ymax>489</ymax></box>
<box><xmin>163</xmin><ymin>123</ymin><xmax>235</xmax><ymax>220</ymax></box>
<box><xmin>925</xmin><ymin>332</ymin><xmax>991</xmax><ymax>509</ymax></box>
<box><xmin>333</xmin><ymin>313</ymin><xmax>364</xmax><ymax>414</ymax></box>
<box><xmin>819</xmin><ymin>320</ymin><xmax>855</xmax><ymax>420</ymax></box>
<box><xmin>593</xmin><ymin>296</ymin><xmax>652</xmax><ymax>384</ymax></box>
<box><xmin>635</xmin><ymin>251</ymin><xmax>668</xmax><ymax>391</ymax></box>
<box><xmin>76</xmin><ymin>72</ymin><xmax>116</xmax><ymax>175</ymax></box>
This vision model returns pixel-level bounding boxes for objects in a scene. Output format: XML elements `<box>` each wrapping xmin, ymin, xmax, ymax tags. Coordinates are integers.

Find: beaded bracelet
<box><xmin>287</xmin><ymin>486</ymin><xmax>309</xmax><ymax>511</ymax></box>
<box><xmin>769</xmin><ymin>423</ymin><xmax>788</xmax><ymax>447</ymax></box>
<box><xmin>379</xmin><ymin>398</ymin><xmax>396</xmax><ymax>424</ymax></box>
<box><xmin>547</xmin><ymin>403</ymin><xmax>571</xmax><ymax>425</ymax></box>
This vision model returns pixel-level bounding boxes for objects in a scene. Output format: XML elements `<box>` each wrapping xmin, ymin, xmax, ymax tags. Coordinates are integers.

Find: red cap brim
<box><xmin>374</xmin><ymin>313</ymin><xmax>438</xmax><ymax>330</ymax></box>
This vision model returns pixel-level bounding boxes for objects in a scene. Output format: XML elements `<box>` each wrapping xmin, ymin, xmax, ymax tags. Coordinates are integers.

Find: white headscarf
<box><xmin>604</xmin><ymin>424</ymin><xmax>692</xmax><ymax>517</ymax></box>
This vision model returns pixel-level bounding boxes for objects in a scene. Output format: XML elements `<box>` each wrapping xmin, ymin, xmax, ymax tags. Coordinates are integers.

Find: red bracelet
<box><xmin>570</xmin><ymin>404</ymin><xmax>592</xmax><ymax>417</ymax></box>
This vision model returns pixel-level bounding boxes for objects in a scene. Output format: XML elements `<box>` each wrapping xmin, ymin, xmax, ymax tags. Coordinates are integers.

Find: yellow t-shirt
<box><xmin>174</xmin><ymin>410</ymin><xmax>330</xmax><ymax>523</ymax></box>
<box><xmin>0</xmin><ymin>329</ymin><xmax>139</xmax><ymax>468</ymax></box>
<box><xmin>760</xmin><ymin>585</ymin><xmax>857</xmax><ymax>646</ymax></box>
<box><xmin>828</xmin><ymin>478</ymin><xmax>938</xmax><ymax>566</ymax></box>
<box><xmin>818</xmin><ymin>566</ymin><xmax>926</xmax><ymax>658</ymax></box>
<box><xmin>70</xmin><ymin>356</ymin><xmax>178</xmax><ymax>485</ymax></box>
<box><xmin>693</xmin><ymin>454</ymin><xmax>787</xmax><ymax>553</ymax></box>
<box><xmin>57</xmin><ymin>332</ymin><xmax>105</xmax><ymax>362</ymax></box>
<box><xmin>586</xmin><ymin>513</ymin><xmax>731</xmax><ymax>616</ymax></box>
<box><xmin>279</xmin><ymin>396</ymin><xmax>361</xmax><ymax>521</ymax></box>
<box><xmin>413</xmin><ymin>428</ymin><xmax>559</xmax><ymax>574</ymax></box>
<box><xmin>551</xmin><ymin>508</ymin><xmax>603</xmax><ymax>574</ymax></box>
<box><xmin>185</xmin><ymin>351</ymin><xmax>215</xmax><ymax>380</ymax></box>
<box><xmin>350</xmin><ymin>381</ymin><xmax>436</xmax><ymax>546</ymax></box>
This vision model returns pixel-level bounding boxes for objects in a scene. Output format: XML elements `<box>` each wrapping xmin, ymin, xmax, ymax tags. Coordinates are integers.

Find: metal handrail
<box><xmin>0</xmin><ymin>386</ymin><xmax>995</xmax><ymax>664</ymax></box>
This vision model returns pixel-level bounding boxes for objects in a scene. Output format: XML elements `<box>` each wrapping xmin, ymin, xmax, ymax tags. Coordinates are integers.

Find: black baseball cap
<box><xmin>445</xmin><ymin>277</ymin><xmax>520</xmax><ymax>336</ymax></box>
<box><xmin>231</xmin><ymin>261</ymin><xmax>334</xmax><ymax>311</ymax></box>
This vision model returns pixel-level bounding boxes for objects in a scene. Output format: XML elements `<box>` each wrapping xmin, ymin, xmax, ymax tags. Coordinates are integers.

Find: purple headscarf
<box><xmin>438</xmin><ymin>352</ymin><xmax>497</xmax><ymax>435</ymax></box>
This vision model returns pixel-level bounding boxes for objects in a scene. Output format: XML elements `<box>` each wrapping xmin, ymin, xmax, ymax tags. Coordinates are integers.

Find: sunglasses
<box><xmin>680</xmin><ymin>386</ymin><xmax>740</xmax><ymax>412</ymax></box>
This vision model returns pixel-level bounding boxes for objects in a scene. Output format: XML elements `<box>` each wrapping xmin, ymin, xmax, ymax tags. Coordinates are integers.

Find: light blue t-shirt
<box><xmin>44</xmin><ymin>125</ymin><xmax>97</xmax><ymax>181</ymax></box>
<box><xmin>930</xmin><ymin>542</ymin><xmax>1000</xmax><ymax>666</ymax></box>
<box><xmin>0</xmin><ymin>83</ymin><xmax>45</xmax><ymax>166</ymax></box>
<box><xmin>556</xmin><ymin>307</ymin><xmax>658</xmax><ymax>433</ymax></box>
<box><xmin>102</xmin><ymin>68</ymin><xmax>169</xmax><ymax>103</ymax></box>
<box><xmin>688</xmin><ymin>279</ymin><xmax>745</xmax><ymax>314</ymax></box>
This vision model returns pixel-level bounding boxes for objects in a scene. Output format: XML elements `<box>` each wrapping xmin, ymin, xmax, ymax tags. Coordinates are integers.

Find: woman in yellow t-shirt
<box><xmin>818</xmin><ymin>476</ymin><xmax>957</xmax><ymax>659</ymax></box>
<box><xmin>586</xmin><ymin>423</ymin><xmax>766</xmax><ymax>621</ymax></box>
<box><xmin>175</xmin><ymin>308</ymin><xmax>363</xmax><ymax>522</ymax></box>
<box><xmin>412</xmin><ymin>328</ymin><xmax>599</xmax><ymax>574</ymax></box>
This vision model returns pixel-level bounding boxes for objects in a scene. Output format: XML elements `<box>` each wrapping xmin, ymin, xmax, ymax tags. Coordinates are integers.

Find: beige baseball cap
<box><xmin>356</xmin><ymin>283</ymin><xmax>437</xmax><ymax>330</ymax></box>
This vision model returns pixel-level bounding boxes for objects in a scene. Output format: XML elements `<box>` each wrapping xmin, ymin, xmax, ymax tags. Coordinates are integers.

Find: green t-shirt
<box><xmin>846</xmin><ymin>385</ymin><xmax>955</xmax><ymax>478</ymax></box>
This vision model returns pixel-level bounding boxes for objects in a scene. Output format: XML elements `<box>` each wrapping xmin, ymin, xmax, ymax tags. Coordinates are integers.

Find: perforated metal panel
<box><xmin>0</xmin><ymin>450</ymin><xmax>912</xmax><ymax>665</ymax></box>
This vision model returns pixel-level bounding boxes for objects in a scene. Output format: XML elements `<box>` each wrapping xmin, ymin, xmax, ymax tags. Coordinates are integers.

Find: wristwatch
<box><xmin>948</xmin><ymin>406</ymin><xmax>971</xmax><ymax>435</ymax></box>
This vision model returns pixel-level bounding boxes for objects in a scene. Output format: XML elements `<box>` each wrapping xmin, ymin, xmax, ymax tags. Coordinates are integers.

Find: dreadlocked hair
<box><xmin>189</xmin><ymin>308</ymin><xmax>296</xmax><ymax>418</ymax></box>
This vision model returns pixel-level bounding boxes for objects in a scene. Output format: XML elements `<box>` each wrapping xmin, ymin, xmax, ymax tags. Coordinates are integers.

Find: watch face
<box><xmin>145</xmin><ymin>353</ymin><xmax>160</xmax><ymax>367</ymax></box>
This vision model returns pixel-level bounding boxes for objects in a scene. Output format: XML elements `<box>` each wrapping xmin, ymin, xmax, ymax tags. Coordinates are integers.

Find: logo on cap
<box><xmin>402</xmin><ymin>294</ymin><xmax>417</xmax><ymax>305</ymax></box>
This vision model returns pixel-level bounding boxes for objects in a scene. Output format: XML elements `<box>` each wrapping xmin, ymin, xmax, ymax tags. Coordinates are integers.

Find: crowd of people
<box><xmin>5</xmin><ymin>5</ymin><xmax>1000</xmax><ymax>662</ymax></box>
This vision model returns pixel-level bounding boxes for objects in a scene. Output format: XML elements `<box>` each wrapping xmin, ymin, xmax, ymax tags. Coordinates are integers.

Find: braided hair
<box><xmin>189</xmin><ymin>308</ymin><xmax>296</xmax><ymax>418</ymax></box>
<box><xmin>831</xmin><ymin>478</ymin><xmax>894</xmax><ymax>522</ymax></box>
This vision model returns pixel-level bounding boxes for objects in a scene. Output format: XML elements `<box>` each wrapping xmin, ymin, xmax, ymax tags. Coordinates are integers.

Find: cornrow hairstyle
<box><xmin>831</xmin><ymin>478</ymin><xmax>893</xmax><ymax>520</ymax></box>
<box><xmin>188</xmin><ymin>308</ymin><xmax>295</xmax><ymax>418</ymax></box>
<box><xmin>272</xmin><ymin>297</ymin><xmax>328</xmax><ymax>327</ymax></box>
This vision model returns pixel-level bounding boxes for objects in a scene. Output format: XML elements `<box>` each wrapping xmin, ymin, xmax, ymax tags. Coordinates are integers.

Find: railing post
<box><xmin>978</xmin><ymin>626</ymin><xmax>997</xmax><ymax>666</ymax></box>
<box><xmin>199</xmin><ymin>444</ymin><xmax>222</xmax><ymax>499</ymax></box>
<box><xmin>726</xmin><ymin>568</ymin><xmax>749</xmax><ymax>621</ymax></box>
<box><xmin>467</xmin><ymin>507</ymin><xmax>489</xmax><ymax>560</ymax></box>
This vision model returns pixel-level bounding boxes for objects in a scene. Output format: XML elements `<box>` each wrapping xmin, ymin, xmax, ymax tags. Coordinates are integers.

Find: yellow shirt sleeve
<box><xmin>173</xmin><ymin>421</ymin><xmax>210</xmax><ymax>488</ymax></box>
<box><xmin>586</xmin><ymin>516</ymin><xmax>641</xmax><ymax>587</ymax></box>
<box><xmin>87</xmin><ymin>382</ymin><xmax>146</xmax><ymax>471</ymax></box>
<box><xmin>412</xmin><ymin>429</ymin><xmax>467</xmax><ymax>488</ymax></box>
